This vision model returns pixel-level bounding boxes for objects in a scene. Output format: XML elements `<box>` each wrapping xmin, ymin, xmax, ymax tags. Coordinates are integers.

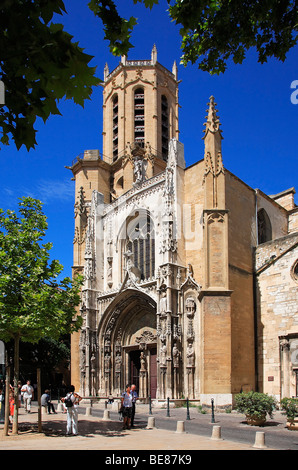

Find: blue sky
<box><xmin>0</xmin><ymin>0</ymin><xmax>297</xmax><ymax>280</ymax></box>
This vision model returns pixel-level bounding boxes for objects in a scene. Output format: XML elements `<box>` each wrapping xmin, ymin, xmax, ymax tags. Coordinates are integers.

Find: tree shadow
<box><xmin>18</xmin><ymin>417</ymin><xmax>148</xmax><ymax>439</ymax></box>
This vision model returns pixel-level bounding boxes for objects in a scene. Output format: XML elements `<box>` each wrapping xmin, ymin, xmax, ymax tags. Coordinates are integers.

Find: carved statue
<box><xmin>159</xmin><ymin>289</ymin><xmax>167</xmax><ymax>314</ymax></box>
<box><xmin>133</xmin><ymin>156</ymin><xmax>146</xmax><ymax>184</ymax></box>
<box><xmin>140</xmin><ymin>351</ymin><xmax>147</xmax><ymax>371</ymax></box>
<box><xmin>160</xmin><ymin>342</ymin><xmax>167</xmax><ymax>366</ymax></box>
<box><xmin>115</xmin><ymin>354</ymin><xmax>122</xmax><ymax>372</ymax></box>
<box><xmin>186</xmin><ymin>342</ymin><xmax>195</xmax><ymax>367</ymax></box>
<box><xmin>104</xmin><ymin>354</ymin><xmax>111</xmax><ymax>372</ymax></box>
<box><xmin>172</xmin><ymin>342</ymin><xmax>180</xmax><ymax>368</ymax></box>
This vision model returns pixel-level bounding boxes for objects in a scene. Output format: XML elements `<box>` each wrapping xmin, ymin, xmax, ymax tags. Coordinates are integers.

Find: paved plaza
<box><xmin>0</xmin><ymin>402</ymin><xmax>289</xmax><ymax>452</ymax></box>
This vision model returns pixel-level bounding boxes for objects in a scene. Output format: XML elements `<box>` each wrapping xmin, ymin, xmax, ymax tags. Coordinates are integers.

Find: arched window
<box><xmin>291</xmin><ymin>259</ymin><xmax>298</xmax><ymax>282</ymax></box>
<box><xmin>125</xmin><ymin>211</ymin><xmax>155</xmax><ymax>280</ymax></box>
<box><xmin>134</xmin><ymin>88</ymin><xmax>145</xmax><ymax>147</ymax></box>
<box><xmin>112</xmin><ymin>94</ymin><xmax>118</xmax><ymax>161</ymax></box>
<box><xmin>161</xmin><ymin>95</ymin><xmax>169</xmax><ymax>160</ymax></box>
<box><xmin>257</xmin><ymin>208</ymin><xmax>272</xmax><ymax>244</ymax></box>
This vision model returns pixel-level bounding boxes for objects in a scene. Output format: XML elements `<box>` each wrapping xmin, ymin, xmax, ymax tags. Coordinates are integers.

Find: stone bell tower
<box><xmin>101</xmin><ymin>45</ymin><xmax>179</xmax><ymax>198</ymax></box>
<box><xmin>68</xmin><ymin>47</ymin><xmax>180</xmax><ymax>390</ymax></box>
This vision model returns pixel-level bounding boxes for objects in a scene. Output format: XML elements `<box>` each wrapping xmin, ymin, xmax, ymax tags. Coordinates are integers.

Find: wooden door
<box><xmin>130</xmin><ymin>350</ymin><xmax>140</xmax><ymax>391</ymax></box>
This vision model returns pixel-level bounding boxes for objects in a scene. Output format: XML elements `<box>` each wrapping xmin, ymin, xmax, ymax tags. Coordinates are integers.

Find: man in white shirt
<box><xmin>21</xmin><ymin>380</ymin><xmax>34</xmax><ymax>413</ymax></box>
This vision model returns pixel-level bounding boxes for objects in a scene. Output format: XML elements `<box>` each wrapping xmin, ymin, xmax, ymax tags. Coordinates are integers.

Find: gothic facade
<box><xmin>68</xmin><ymin>47</ymin><xmax>298</xmax><ymax>406</ymax></box>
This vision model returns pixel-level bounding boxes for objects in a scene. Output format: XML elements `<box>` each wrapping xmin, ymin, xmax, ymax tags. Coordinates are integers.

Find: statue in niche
<box><xmin>172</xmin><ymin>342</ymin><xmax>180</xmax><ymax>368</ymax></box>
<box><xmin>104</xmin><ymin>354</ymin><xmax>111</xmax><ymax>372</ymax></box>
<box><xmin>133</xmin><ymin>155</ymin><xmax>146</xmax><ymax>185</ymax></box>
<box><xmin>160</xmin><ymin>341</ymin><xmax>167</xmax><ymax>367</ymax></box>
<box><xmin>186</xmin><ymin>342</ymin><xmax>195</xmax><ymax>367</ymax></box>
<box><xmin>159</xmin><ymin>289</ymin><xmax>167</xmax><ymax>314</ymax></box>
<box><xmin>140</xmin><ymin>351</ymin><xmax>147</xmax><ymax>371</ymax></box>
<box><xmin>90</xmin><ymin>352</ymin><xmax>96</xmax><ymax>373</ymax></box>
<box><xmin>124</xmin><ymin>249</ymin><xmax>141</xmax><ymax>284</ymax></box>
<box><xmin>115</xmin><ymin>354</ymin><xmax>122</xmax><ymax>372</ymax></box>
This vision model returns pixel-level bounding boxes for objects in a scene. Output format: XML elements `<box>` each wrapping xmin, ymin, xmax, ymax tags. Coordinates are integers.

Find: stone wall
<box><xmin>255</xmin><ymin>233</ymin><xmax>298</xmax><ymax>399</ymax></box>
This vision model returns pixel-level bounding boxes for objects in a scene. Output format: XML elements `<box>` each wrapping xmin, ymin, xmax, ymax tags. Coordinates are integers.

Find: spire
<box><xmin>202</xmin><ymin>96</ymin><xmax>225</xmax><ymax>209</ymax></box>
<box><xmin>203</xmin><ymin>96</ymin><xmax>222</xmax><ymax>139</ymax></box>
<box><xmin>104</xmin><ymin>62</ymin><xmax>109</xmax><ymax>82</ymax></box>
<box><xmin>151</xmin><ymin>44</ymin><xmax>157</xmax><ymax>64</ymax></box>
<box><xmin>172</xmin><ymin>60</ymin><xmax>178</xmax><ymax>80</ymax></box>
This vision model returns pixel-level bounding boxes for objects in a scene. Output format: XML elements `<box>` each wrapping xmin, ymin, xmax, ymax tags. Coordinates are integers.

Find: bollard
<box><xmin>57</xmin><ymin>402</ymin><xmax>63</xmax><ymax>412</ymax></box>
<box><xmin>211</xmin><ymin>398</ymin><xmax>215</xmax><ymax>423</ymax></box>
<box><xmin>186</xmin><ymin>398</ymin><xmax>190</xmax><ymax>420</ymax></box>
<box><xmin>211</xmin><ymin>425</ymin><xmax>222</xmax><ymax>440</ymax></box>
<box><xmin>146</xmin><ymin>416</ymin><xmax>155</xmax><ymax>429</ymax></box>
<box><xmin>149</xmin><ymin>395</ymin><xmax>152</xmax><ymax>415</ymax></box>
<box><xmin>166</xmin><ymin>397</ymin><xmax>170</xmax><ymax>417</ymax></box>
<box><xmin>176</xmin><ymin>421</ymin><xmax>185</xmax><ymax>433</ymax></box>
<box><xmin>85</xmin><ymin>406</ymin><xmax>92</xmax><ymax>416</ymax></box>
<box><xmin>253</xmin><ymin>431</ymin><xmax>267</xmax><ymax>449</ymax></box>
<box><xmin>102</xmin><ymin>409</ymin><xmax>110</xmax><ymax>421</ymax></box>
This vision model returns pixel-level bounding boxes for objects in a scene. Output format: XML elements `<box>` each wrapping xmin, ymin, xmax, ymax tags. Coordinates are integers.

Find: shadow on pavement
<box><xmin>16</xmin><ymin>417</ymin><xmax>148</xmax><ymax>439</ymax></box>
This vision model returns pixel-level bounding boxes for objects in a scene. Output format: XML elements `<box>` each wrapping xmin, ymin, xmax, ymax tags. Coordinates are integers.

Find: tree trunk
<box><xmin>37</xmin><ymin>367</ymin><xmax>42</xmax><ymax>432</ymax></box>
<box><xmin>4</xmin><ymin>365</ymin><xmax>10</xmax><ymax>436</ymax></box>
<box><xmin>12</xmin><ymin>334</ymin><xmax>20</xmax><ymax>434</ymax></box>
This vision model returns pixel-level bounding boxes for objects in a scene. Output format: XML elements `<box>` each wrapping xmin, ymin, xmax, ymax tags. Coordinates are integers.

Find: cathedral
<box><xmin>67</xmin><ymin>46</ymin><xmax>298</xmax><ymax>407</ymax></box>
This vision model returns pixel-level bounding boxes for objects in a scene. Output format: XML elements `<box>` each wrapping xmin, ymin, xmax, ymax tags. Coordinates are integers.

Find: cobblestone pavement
<box><xmin>0</xmin><ymin>403</ymin><xmax>279</xmax><ymax>452</ymax></box>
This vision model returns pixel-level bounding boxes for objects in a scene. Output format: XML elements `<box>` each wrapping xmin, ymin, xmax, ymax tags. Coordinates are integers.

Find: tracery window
<box><xmin>291</xmin><ymin>259</ymin><xmax>298</xmax><ymax>282</ymax></box>
<box><xmin>125</xmin><ymin>211</ymin><xmax>155</xmax><ymax>280</ymax></box>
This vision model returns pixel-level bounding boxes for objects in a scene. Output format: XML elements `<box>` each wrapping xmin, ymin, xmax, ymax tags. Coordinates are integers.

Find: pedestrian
<box><xmin>130</xmin><ymin>384</ymin><xmax>138</xmax><ymax>428</ymax></box>
<box><xmin>121</xmin><ymin>384</ymin><xmax>132</xmax><ymax>430</ymax></box>
<box><xmin>61</xmin><ymin>385</ymin><xmax>82</xmax><ymax>436</ymax></box>
<box><xmin>21</xmin><ymin>380</ymin><xmax>34</xmax><ymax>413</ymax></box>
<box><xmin>41</xmin><ymin>389</ymin><xmax>56</xmax><ymax>414</ymax></box>
<box><xmin>17</xmin><ymin>381</ymin><xmax>22</xmax><ymax>407</ymax></box>
<box><xmin>9</xmin><ymin>390</ymin><xmax>14</xmax><ymax>424</ymax></box>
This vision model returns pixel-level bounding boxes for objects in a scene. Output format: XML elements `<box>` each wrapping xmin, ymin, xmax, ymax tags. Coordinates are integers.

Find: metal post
<box><xmin>166</xmin><ymin>397</ymin><xmax>170</xmax><ymax>417</ymax></box>
<box><xmin>211</xmin><ymin>398</ymin><xmax>215</xmax><ymax>423</ymax></box>
<box><xmin>186</xmin><ymin>397</ymin><xmax>190</xmax><ymax>420</ymax></box>
<box><xmin>149</xmin><ymin>395</ymin><xmax>152</xmax><ymax>415</ymax></box>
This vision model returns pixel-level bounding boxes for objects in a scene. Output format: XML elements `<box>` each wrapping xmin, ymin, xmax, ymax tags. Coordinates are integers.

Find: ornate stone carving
<box><xmin>185</xmin><ymin>297</ymin><xmax>196</xmax><ymax>318</ymax></box>
<box><xmin>159</xmin><ymin>341</ymin><xmax>167</xmax><ymax>367</ymax></box>
<box><xmin>133</xmin><ymin>155</ymin><xmax>147</xmax><ymax>185</ymax></box>
<box><xmin>186</xmin><ymin>342</ymin><xmax>195</xmax><ymax>368</ymax></box>
<box><xmin>136</xmin><ymin>330</ymin><xmax>157</xmax><ymax>349</ymax></box>
<box><xmin>172</xmin><ymin>342</ymin><xmax>180</xmax><ymax>368</ymax></box>
<box><xmin>140</xmin><ymin>351</ymin><xmax>147</xmax><ymax>371</ymax></box>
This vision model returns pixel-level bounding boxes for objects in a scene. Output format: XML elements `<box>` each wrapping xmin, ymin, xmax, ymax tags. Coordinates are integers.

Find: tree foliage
<box><xmin>89</xmin><ymin>0</ymin><xmax>298</xmax><ymax>74</ymax></box>
<box><xmin>0</xmin><ymin>197</ymin><xmax>83</xmax><ymax>345</ymax></box>
<box><xmin>1</xmin><ymin>0</ymin><xmax>297</xmax><ymax>151</ymax></box>
<box><xmin>168</xmin><ymin>0</ymin><xmax>298</xmax><ymax>74</ymax></box>
<box><xmin>0</xmin><ymin>0</ymin><xmax>100</xmax><ymax>151</ymax></box>
<box><xmin>0</xmin><ymin>196</ymin><xmax>83</xmax><ymax>432</ymax></box>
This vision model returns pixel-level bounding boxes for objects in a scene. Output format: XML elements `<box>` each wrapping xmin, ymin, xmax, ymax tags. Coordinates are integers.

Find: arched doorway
<box><xmin>98</xmin><ymin>288</ymin><xmax>157</xmax><ymax>399</ymax></box>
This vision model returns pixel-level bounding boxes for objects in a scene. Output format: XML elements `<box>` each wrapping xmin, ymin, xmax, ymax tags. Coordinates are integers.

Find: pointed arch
<box><xmin>257</xmin><ymin>208</ymin><xmax>272</xmax><ymax>244</ymax></box>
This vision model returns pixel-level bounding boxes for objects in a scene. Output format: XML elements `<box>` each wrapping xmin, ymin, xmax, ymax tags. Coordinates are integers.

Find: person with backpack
<box><xmin>61</xmin><ymin>385</ymin><xmax>82</xmax><ymax>436</ymax></box>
